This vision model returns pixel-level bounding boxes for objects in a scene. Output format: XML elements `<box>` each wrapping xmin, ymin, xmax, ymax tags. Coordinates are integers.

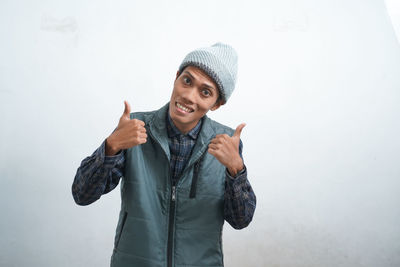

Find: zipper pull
<box><xmin>172</xmin><ymin>186</ymin><xmax>176</xmax><ymax>201</ymax></box>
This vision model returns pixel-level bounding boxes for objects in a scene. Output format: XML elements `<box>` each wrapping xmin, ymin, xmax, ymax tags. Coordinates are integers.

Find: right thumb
<box><xmin>123</xmin><ymin>100</ymin><xmax>131</xmax><ymax>118</ymax></box>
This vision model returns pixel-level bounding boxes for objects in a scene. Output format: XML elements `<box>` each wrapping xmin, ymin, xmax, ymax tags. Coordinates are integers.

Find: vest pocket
<box><xmin>115</xmin><ymin>211</ymin><xmax>128</xmax><ymax>249</ymax></box>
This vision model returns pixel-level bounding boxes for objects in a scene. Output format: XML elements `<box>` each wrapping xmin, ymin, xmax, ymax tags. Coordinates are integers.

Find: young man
<box><xmin>72</xmin><ymin>43</ymin><xmax>256</xmax><ymax>267</ymax></box>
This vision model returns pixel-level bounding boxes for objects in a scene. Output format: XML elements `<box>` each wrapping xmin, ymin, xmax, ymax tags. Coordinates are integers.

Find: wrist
<box><xmin>227</xmin><ymin>158</ymin><xmax>244</xmax><ymax>177</ymax></box>
<box><xmin>105</xmin><ymin>136</ymin><xmax>119</xmax><ymax>156</ymax></box>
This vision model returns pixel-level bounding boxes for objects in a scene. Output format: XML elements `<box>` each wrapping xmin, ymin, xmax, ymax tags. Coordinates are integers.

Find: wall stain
<box><xmin>40</xmin><ymin>14</ymin><xmax>77</xmax><ymax>33</ymax></box>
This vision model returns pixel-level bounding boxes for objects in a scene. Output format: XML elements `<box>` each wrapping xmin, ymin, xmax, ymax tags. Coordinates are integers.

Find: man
<box><xmin>72</xmin><ymin>43</ymin><xmax>256</xmax><ymax>267</ymax></box>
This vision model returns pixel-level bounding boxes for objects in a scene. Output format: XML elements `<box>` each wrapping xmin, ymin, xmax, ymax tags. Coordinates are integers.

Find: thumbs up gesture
<box><xmin>105</xmin><ymin>101</ymin><xmax>147</xmax><ymax>156</ymax></box>
<box><xmin>208</xmin><ymin>123</ymin><xmax>246</xmax><ymax>177</ymax></box>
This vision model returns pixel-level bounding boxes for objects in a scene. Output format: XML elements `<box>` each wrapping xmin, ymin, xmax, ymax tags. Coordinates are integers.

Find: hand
<box><xmin>105</xmin><ymin>100</ymin><xmax>147</xmax><ymax>156</ymax></box>
<box><xmin>208</xmin><ymin>123</ymin><xmax>246</xmax><ymax>177</ymax></box>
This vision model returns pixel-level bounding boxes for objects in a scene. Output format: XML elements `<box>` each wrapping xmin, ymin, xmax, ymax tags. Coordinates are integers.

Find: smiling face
<box><xmin>169</xmin><ymin>65</ymin><xmax>222</xmax><ymax>134</ymax></box>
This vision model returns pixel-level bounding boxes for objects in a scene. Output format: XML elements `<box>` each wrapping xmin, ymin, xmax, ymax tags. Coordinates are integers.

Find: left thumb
<box><xmin>233</xmin><ymin>123</ymin><xmax>246</xmax><ymax>138</ymax></box>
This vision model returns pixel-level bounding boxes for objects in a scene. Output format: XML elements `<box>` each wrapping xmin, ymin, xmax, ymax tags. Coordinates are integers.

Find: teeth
<box><xmin>177</xmin><ymin>102</ymin><xmax>193</xmax><ymax>113</ymax></box>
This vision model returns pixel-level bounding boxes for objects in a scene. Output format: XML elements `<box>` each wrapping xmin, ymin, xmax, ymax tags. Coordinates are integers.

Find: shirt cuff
<box><xmin>225</xmin><ymin>165</ymin><xmax>247</xmax><ymax>181</ymax></box>
<box><xmin>97</xmin><ymin>139</ymin><xmax>124</xmax><ymax>167</ymax></box>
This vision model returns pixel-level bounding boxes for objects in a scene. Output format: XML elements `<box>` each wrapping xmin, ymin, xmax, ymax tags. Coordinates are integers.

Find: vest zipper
<box><xmin>168</xmin><ymin>185</ymin><xmax>176</xmax><ymax>267</ymax></box>
<box><xmin>171</xmin><ymin>186</ymin><xmax>176</xmax><ymax>201</ymax></box>
<box><xmin>189</xmin><ymin>151</ymin><xmax>206</xmax><ymax>199</ymax></box>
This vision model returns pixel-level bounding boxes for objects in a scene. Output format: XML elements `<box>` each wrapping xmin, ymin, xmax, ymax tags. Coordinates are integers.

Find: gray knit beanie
<box><xmin>178</xmin><ymin>42</ymin><xmax>238</xmax><ymax>104</ymax></box>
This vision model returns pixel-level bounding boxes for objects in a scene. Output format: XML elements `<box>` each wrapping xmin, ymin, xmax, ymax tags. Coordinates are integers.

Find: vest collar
<box><xmin>166</xmin><ymin>111</ymin><xmax>202</xmax><ymax>140</ymax></box>
<box><xmin>148</xmin><ymin>102</ymin><xmax>217</xmax><ymax>166</ymax></box>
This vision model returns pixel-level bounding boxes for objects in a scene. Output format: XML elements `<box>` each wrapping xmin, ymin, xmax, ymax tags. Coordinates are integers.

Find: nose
<box><xmin>181</xmin><ymin>87</ymin><xmax>197</xmax><ymax>104</ymax></box>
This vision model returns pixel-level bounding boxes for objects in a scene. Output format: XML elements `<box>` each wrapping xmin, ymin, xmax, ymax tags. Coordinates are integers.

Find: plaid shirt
<box><xmin>166</xmin><ymin>113</ymin><xmax>202</xmax><ymax>186</ymax></box>
<box><xmin>72</xmin><ymin>115</ymin><xmax>256</xmax><ymax>229</ymax></box>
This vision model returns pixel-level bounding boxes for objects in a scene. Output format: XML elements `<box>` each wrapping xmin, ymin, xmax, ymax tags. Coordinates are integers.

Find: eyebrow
<box><xmin>183</xmin><ymin>70</ymin><xmax>216</xmax><ymax>91</ymax></box>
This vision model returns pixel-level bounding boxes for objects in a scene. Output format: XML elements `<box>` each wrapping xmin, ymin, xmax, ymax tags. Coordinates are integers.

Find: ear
<box><xmin>210</xmin><ymin>99</ymin><xmax>223</xmax><ymax>111</ymax></box>
<box><xmin>175</xmin><ymin>70</ymin><xmax>180</xmax><ymax>81</ymax></box>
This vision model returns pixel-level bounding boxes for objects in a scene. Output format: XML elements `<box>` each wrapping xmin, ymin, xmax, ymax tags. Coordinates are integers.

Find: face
<box><xmin>169</xmin><ymin>66</ymin><xmax>222</xmax><ymax>134</ymax></box>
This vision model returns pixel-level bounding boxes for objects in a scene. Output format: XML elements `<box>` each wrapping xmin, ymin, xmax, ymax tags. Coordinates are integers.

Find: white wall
<box><xmin>1</xmin><ymin>0</ymin><xmax>399</xmax><ymax>266</ymax></box>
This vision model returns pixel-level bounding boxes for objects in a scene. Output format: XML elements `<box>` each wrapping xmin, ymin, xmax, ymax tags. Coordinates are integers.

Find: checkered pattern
<box><xmin>166</xmin><ymin>113</ymin><xmax>201</xmax><ymax>186</ymax></box>
<box><xmin>72</xmin><ymin>116</ymin><xmax>256</xmax><ymax>229</ymax></box>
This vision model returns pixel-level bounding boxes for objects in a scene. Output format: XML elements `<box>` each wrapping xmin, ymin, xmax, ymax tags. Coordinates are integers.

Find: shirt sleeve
<box><xmin>71</xmin><ymin>139</ymin><xmax>125</xmax><ymax>206</ymax></box>
<box><xmin>224</xmin><ymin>140</ymin><xmax>257</xmax><ymax>229</ymax></box>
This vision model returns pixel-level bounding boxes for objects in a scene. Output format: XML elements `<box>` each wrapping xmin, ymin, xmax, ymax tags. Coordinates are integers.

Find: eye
<box><xmin>183</xmin><ymin>76</ymin><xmax>191</xmax><ymax>85</ymax></box>
<box><xmin>201</xmin><ymin>89</ymin><xmax>212</xmax><ymax>97</ymax></box>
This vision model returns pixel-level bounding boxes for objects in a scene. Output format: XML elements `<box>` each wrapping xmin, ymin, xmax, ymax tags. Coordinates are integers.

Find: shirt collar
<box><xmin>167</xmin><ymin>112</ymin><xmax>202</xmax><ymax>140</ymax></box>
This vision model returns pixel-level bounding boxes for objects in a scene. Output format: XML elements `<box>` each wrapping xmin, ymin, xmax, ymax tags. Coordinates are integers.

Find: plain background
<box><xmin>1</xmin><ymin>0</ymin><xmax>399</xmax><ymax>266</ymax></box>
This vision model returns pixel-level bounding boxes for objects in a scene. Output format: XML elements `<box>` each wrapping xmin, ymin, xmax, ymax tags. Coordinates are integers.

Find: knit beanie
<box><xmin>178</xmin><ymin>42</ymin><xmax>238</xmax><ymax>104</ymax></box>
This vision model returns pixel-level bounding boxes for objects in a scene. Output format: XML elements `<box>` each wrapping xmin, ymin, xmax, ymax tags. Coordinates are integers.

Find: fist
<box><xmin>208</xmin><ymin>123</ymin><xmax>245</xmax><ymax>176</ymax></box>
<box><xmin>105</xmin><ymin>101</ymin><xmax>147</xmax><ymax>156</ymax></box>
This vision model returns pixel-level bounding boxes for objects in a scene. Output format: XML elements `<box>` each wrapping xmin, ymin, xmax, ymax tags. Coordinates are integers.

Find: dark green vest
<box><xmin>110</xmin><ymin>103</ymin><xmax>234</xmax><ymax>267</ymax></box>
